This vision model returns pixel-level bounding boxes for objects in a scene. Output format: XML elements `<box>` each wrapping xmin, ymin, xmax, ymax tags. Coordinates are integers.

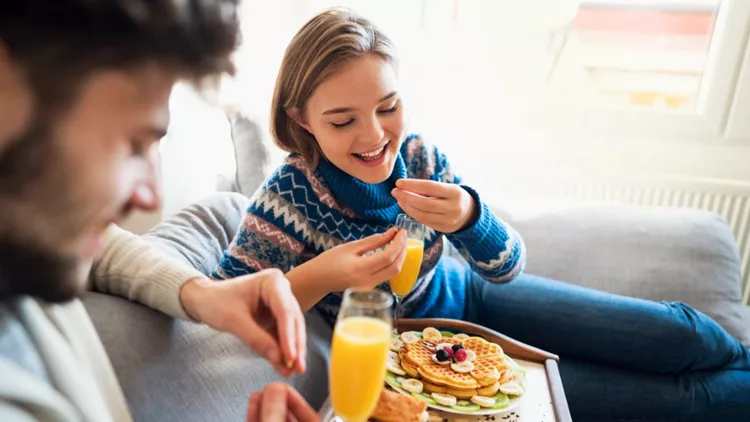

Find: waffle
<box><xmin>461</xmin><ymin>337</ymin><xmax>504</xmax><ymax>358</ymax></box>
<box><xmin>401</xmin><ymin>359</ymin><xmax>420</xmax><ymax>378</ymax></box>
<box><xmin>470</xmin><ymin>357</ymin><xmax>502</xmax><ymax>386</ymax></box>
<box><xmin>477</xmin><ymin>382</ymin><xmax>500</xmax><ymax>397</ymax></box>
<box><xmin>444</xmin><ymin>386</ymin><xmax>478</xmax><ymax>400</ymax></box>
<box><xmin>422</xmin><ymin>381</ymin><xmax>447</xmax><ymax>394</ymax></box>
<box><xmin>424</xmin><ymin>338</ymin><xmax>462</xmax><ymax>348</ymax></box>
<box><xmin>418</xmin><ymin>364</ymin><xmax>479</xmax><ymax>389</ymax></box>
<box><xmin>482</xmin><ymin>355</ymin><xmax>512</xmax><ymax>373</ymax></box>
<box><xmin>387</xmin><ymin>330</ymin><xmax>523</xmax><ymax>404</ymax></box>
<box><xmin>401</xmin><ymin>342</ymin><xmax>435</xmax><ymax>368</ymax></box>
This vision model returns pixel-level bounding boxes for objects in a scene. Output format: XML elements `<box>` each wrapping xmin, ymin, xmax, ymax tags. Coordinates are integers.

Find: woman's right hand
<box><xmin>315</xmin><ymin>227</ymin><xmax>408</xmax><ymax>292</ymax></box>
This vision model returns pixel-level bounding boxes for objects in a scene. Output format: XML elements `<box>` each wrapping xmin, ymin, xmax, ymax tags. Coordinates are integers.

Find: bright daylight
<box><xmin>2</xmin><ymin>1</ymin><xmax>749</xmax><ymax>422</ymax></box>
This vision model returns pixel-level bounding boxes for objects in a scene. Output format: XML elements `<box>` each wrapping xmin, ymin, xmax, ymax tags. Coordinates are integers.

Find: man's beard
<box><xmin>0</xmin><ymin>118</ymin><xmax>86</xmax><ymax>304</ymax></box>
<box><xmin>0</xmin><ymin>238</ymin><xmax>82</xmax><ymax>303</ymax></box>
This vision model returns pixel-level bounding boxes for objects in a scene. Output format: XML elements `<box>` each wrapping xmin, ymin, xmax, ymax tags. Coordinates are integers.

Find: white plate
<box><xmin>384</xmin><ymin>356</ymin><xmax>525</xmax><ymax>416</ymax></box>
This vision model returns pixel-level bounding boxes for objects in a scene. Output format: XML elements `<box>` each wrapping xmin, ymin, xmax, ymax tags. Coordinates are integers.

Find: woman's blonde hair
<box><xmin>270</xmin><ymin>8</ymin><xmax>397</xmax><ymax>167</ymax></box>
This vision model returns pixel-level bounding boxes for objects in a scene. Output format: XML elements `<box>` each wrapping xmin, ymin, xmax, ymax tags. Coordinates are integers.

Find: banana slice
<box><xmin>431</xmin><ymin>393</ymin><xmax>457</xmax><ymax>407</ymax></box>
<box><xmin>465</xmin><ymin>350</ymin><xmax>477</xmax><ymax>363</ymax></box>
<box><xmin>422</xmin><ymin>327</ymin><xmax>442</xmax><ymax>342</ymax></box>
<box><xmin>506</xmin><ymin>370</ymin><xmax>525</xmax><ymax>385</ymax></box>
<box><xmin>386</xmin><ymin>360</ymin><xmax>406</xmax><ymax>376</ymax></box>
<box><xmin>451</xmin><ymin>361</ymin><xmax>475</xmax><ymax>373</ymax></box>
<box><xmin>499</xmin><ymin>382</ymin><xmax>524</xmax><ymax>396</ymax></box>
<box><xmin>396</xmin><ymin>377</ymin><xmax>407</xmax><ymax>386</ymax></box>
<box><xmin>401</xmin><ymin>379</ymin><xmax>424</xmax><ymax>394</ymax></box>
<box><xmin>390</xmin><ymin>338</ymin><xmax>405</xmax><ymax>352</ymax></box>
<box><xmin>401</xmin><ymin>331</ymin><xmax>421</xmax><ymax>344</ymax></box>
<box><xmin>470</xmin><ymin>395</ymin><xmax>497</xmax><ymax>408</ymax></box>
<box><xmin>452</xmin><ymin>333</ymin><xmax>470</xmax><ymax>341</ymax></box>
<box><xmin>388</xmin><ymin>350</ymin><xmax>401</xmax><ymax>364</ymax></box>
<box><xmin>431</xmin><ymin>355</ymin><xmax>451</xmax><ymax>365</ymax></box>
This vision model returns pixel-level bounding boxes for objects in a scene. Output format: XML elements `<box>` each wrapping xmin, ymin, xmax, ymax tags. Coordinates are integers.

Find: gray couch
<box><xmin>82</xmin><ymin>191</ymin><xmax>750</xmax><ymax>421</ymax></box>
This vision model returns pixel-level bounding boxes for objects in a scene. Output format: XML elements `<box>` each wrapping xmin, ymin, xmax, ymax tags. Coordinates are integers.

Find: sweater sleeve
<box><xmin>88</xmin><ymin>225</ymin><xmax>203</xmax><ymax>320</ymax></box>
<box><xmin>430</xmin><ymin>143</ymin><xmax>526</xmax><ymax>283</ymax></box>
<box><xmin>213</xmin><ymin>175</ymin><xmax>314</xmax><ymax>280</ymax></box>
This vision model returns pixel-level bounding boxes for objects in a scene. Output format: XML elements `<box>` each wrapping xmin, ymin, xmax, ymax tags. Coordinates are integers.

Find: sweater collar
<box><xmin>316</xmin><ymin>152</ymin><xmax>407</xmax><ymax>223</ymax></box>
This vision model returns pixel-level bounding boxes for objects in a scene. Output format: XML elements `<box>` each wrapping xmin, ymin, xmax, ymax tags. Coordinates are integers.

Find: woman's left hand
<box><xmin>392</xmin><ymin>179</ymin><xmax>477</xmax><ymax>234</ymax></box>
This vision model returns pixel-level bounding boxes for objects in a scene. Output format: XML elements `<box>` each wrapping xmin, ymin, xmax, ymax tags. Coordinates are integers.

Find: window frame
<box><xmin>535</xmin><ymin>0</ymin><xmax>750</xmax><ymax>140</ymax></box>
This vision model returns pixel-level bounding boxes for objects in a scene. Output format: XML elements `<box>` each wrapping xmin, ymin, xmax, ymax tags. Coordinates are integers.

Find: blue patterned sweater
<box><xmin>214</xmin><ymin>135</ymin><xmax>526</xmax><ymax>325</ymax></box>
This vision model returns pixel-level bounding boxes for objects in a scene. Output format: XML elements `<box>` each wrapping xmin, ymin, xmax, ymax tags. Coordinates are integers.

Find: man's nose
<box><xmin>128</xmin><ymin>181</ymin><xmax>160</xmax><ymax>213</ymax></box>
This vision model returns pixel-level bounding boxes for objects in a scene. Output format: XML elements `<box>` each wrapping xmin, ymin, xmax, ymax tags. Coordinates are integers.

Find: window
<box><xmin>537</xmin><ymin>0</ymin><xmax>750</xmax><ymax>139</ymax></box>
<box><xmin>548</xmin><ymin>0</ymin><xmax>721</xmax><ymax>112</ymax></box>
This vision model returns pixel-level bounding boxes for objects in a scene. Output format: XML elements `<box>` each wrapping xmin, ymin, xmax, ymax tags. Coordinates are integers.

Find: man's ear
<box><xmin>286</xmin><ymin>107</ymin><xmax>312</xmax><ymax>133</ymax></box>
<box><xmin>0</xmin><ymin>40</ymin><xmax>33</xmax><ymax>152</ymax></box>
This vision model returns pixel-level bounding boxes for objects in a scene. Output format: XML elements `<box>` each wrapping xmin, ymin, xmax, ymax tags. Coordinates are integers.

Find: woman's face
<box><xmin>301</xmin><ymin>55</ymin><xmax>406</xmax><ymax>184</ymax></box>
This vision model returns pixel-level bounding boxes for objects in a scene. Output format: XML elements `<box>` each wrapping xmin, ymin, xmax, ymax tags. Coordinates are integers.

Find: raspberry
<box><xmin>454</xmin><ymin>349</ymin><xmax>468</xmax><ymax>362</ymax></box>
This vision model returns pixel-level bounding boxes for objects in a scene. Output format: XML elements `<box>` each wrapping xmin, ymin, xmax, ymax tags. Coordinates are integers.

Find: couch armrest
<box><xmin>143</xmin><ymin>192</ymin><xmax>250</xmax><ymax>277</ymax></box>
<box><xmin>506</xmin><ymin>205</ymin><xmax>750</xmax><ymax>346</ymax></box>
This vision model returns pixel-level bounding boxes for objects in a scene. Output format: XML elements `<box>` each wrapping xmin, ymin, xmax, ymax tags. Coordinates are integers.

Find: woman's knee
<box><xmin>661</xmin><ymin>301</ymin><xmax>746</xmax><ymax>370</ymax></box>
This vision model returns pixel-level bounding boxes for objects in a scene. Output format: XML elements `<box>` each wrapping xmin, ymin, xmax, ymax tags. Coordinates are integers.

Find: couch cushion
<box><xmin>507</xmin><ymin>206</ymin><xmax>750</xmax><ymax>347</ymax></box>
<box><xmin>226</xmin><ymin>112</ymin><xmax>268</xmax><ymax>198</ymax></box>
<box><xmin>83</xmin><ymin>292</ymin><xmax>332</xmax><ymax>422</ymax></box>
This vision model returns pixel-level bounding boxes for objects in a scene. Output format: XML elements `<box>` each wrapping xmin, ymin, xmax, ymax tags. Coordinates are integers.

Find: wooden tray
<box><xmin>319</xmin><ymin>318</ymin><xmax>572</xmax><ymax>422</ymax></box>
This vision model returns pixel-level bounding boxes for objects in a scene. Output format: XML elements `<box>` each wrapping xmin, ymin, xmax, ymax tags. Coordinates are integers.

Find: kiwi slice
<box><xmin>451</xmin><ymin>400</ymin><xmax>481</xmax><ymax>413</ymax></box>
<box><xmin>410</xmin><ymin>392</ymin><xmax>436</xmax><ymax>405</ymax></box>
<box><xmin>440</xmin><ymin>331</ymin><xmax>455</xmax><ymax>338</ymax></box>
<box><xmin>491</xmin><ymin>392</ymin><xmax>510</xmax><ymax>409</ymax></box>
<box><xmin>384</xmin><ymin>372</ymin><xmax>400</xmax><ymax>388</ymax></box>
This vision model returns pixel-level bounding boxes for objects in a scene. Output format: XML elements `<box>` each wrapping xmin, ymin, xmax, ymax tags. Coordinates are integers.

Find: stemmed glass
<box><xmin>330</xmin><ymin>289</ymin><xmax>393</xmax><ymax>422</ymax></box>
<box><xmin>388</xmin><ymin>213</ymin><xmax>425</xmax><ymax>332</ymax></box>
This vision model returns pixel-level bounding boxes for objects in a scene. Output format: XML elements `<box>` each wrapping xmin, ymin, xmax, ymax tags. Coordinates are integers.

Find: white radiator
<box><xmin>485</xmin><ymin>172</ymin><xmax>750</xmax><ymax>305</ymax></box>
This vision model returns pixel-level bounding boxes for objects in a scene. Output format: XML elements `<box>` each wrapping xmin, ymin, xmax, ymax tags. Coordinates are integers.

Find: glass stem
<box><xmin>393</xmin><ymin>294</ymin><xmax>401</xmax><ymax>334</ymax></box>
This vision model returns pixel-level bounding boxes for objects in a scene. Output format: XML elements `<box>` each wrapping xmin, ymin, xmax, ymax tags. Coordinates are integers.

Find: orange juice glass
<box><xmin>390</xmin><ymin>239</ymin><xmax>425</xmax><ymax>296</ymax></box>
<box><xmin>389</xmin><ymin>214</ymin><xmax>426</xmax><ymax>331</ymax></box>
<box><xmin>330</xmin><ymin>289</ymin><xmax>393</xmax><ymax>422</ymax></box>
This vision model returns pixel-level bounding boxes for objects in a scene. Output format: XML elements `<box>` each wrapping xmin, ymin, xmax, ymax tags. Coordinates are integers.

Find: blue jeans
<box><xmin>411</xmin><ymin>262</ymin><xmax>750</xmax><ymax>422</ymax></box>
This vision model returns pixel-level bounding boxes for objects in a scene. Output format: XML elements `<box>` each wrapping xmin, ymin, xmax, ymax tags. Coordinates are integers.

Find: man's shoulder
<box><xmin>0</xmin><ymin>298</ymin><xmax>50</xmax><ymax>382</ymax></box>
<box><xmin>0</xmin><ymin>296</ymin><xmax>131</xmax><ymax>421</ymax></box>
<box><xmin>0</xmin><ymin>298</ymin><xmax>65</xmax><ymax>420</ymax></box>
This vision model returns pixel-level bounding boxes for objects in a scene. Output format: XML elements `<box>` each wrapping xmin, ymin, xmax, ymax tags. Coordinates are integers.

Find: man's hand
<box><xmin>180</xmin><ymin>269</ymin><xmax>306</xmax><ymax>377</ymax></box>
<box><xmin>247</xmin><ymin>383</ymin><xmax>319</xmax><ymax>422</ymax></box>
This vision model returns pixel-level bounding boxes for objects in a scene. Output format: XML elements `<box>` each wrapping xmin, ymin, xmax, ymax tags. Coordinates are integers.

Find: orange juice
<box><xmin>390</xmin><ymin>239</ymin><xmax>424</xmax><ymax>297</ymax></box>
<box><xmin>330</xmin><ymin>316</ymin><xmax>391</xmax><ymax>421</ymax></box>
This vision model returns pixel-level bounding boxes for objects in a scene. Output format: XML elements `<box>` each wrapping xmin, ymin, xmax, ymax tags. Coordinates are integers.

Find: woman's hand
<box><xmin>311</xmin><ymin>227</ymin><xmax>408</xmax><ymax>292</ymax></box>
<box><xmin>392</xmin><ymin>179</ymin><xmax>477</xmax><ymax>233</ymax></box>
<box><xmin>247</xmin><ymin>383</ymin><xmax>319</xmax><ymax>422</ymax></box>
<box><xmin>180</xmin><ymin>269</ymin><xmax>306</xmax><ymax>378</ymax></box>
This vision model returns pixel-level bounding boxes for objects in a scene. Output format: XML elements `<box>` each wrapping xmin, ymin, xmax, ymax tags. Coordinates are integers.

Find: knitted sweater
<box><xmin>214</xmin><ymin>135</ymin><xmax>526</xmax><ymax>324</ymax></box>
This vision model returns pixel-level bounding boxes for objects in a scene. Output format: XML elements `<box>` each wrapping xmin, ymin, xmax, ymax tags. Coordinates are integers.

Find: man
<box><xmin>0</xmin><ymin>1</ymin><xmax>318</xmax><ymax>420</ymax></box>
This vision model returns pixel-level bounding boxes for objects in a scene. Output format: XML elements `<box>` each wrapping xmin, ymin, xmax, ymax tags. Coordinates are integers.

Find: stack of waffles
<box><xmin>400</xmin><ymin>336</ymin><xmax>507</xmax><ymax>399</ymax></box>
<box><xmin>386</xmin><ymin>328</ymin><xmax>526</xmax><ymax>410</ymax></box>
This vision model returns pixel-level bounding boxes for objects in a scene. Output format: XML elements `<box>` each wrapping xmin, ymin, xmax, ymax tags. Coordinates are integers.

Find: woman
<box><xmin>214</xmin><ymin>8</ymin><xmax>750</xmax><ymax>421</ymax></box>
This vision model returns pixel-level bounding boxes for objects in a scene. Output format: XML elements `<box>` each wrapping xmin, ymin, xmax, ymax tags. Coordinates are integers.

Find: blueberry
<box><xmin>452</xmin><ymin>344</ymin><xmax>464</xmax><ymax>353</ymax></box>
<box><xmin>436</xmin><ymin>349</ymin><xmax>450</xmax><ymax>362</ymax></box>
